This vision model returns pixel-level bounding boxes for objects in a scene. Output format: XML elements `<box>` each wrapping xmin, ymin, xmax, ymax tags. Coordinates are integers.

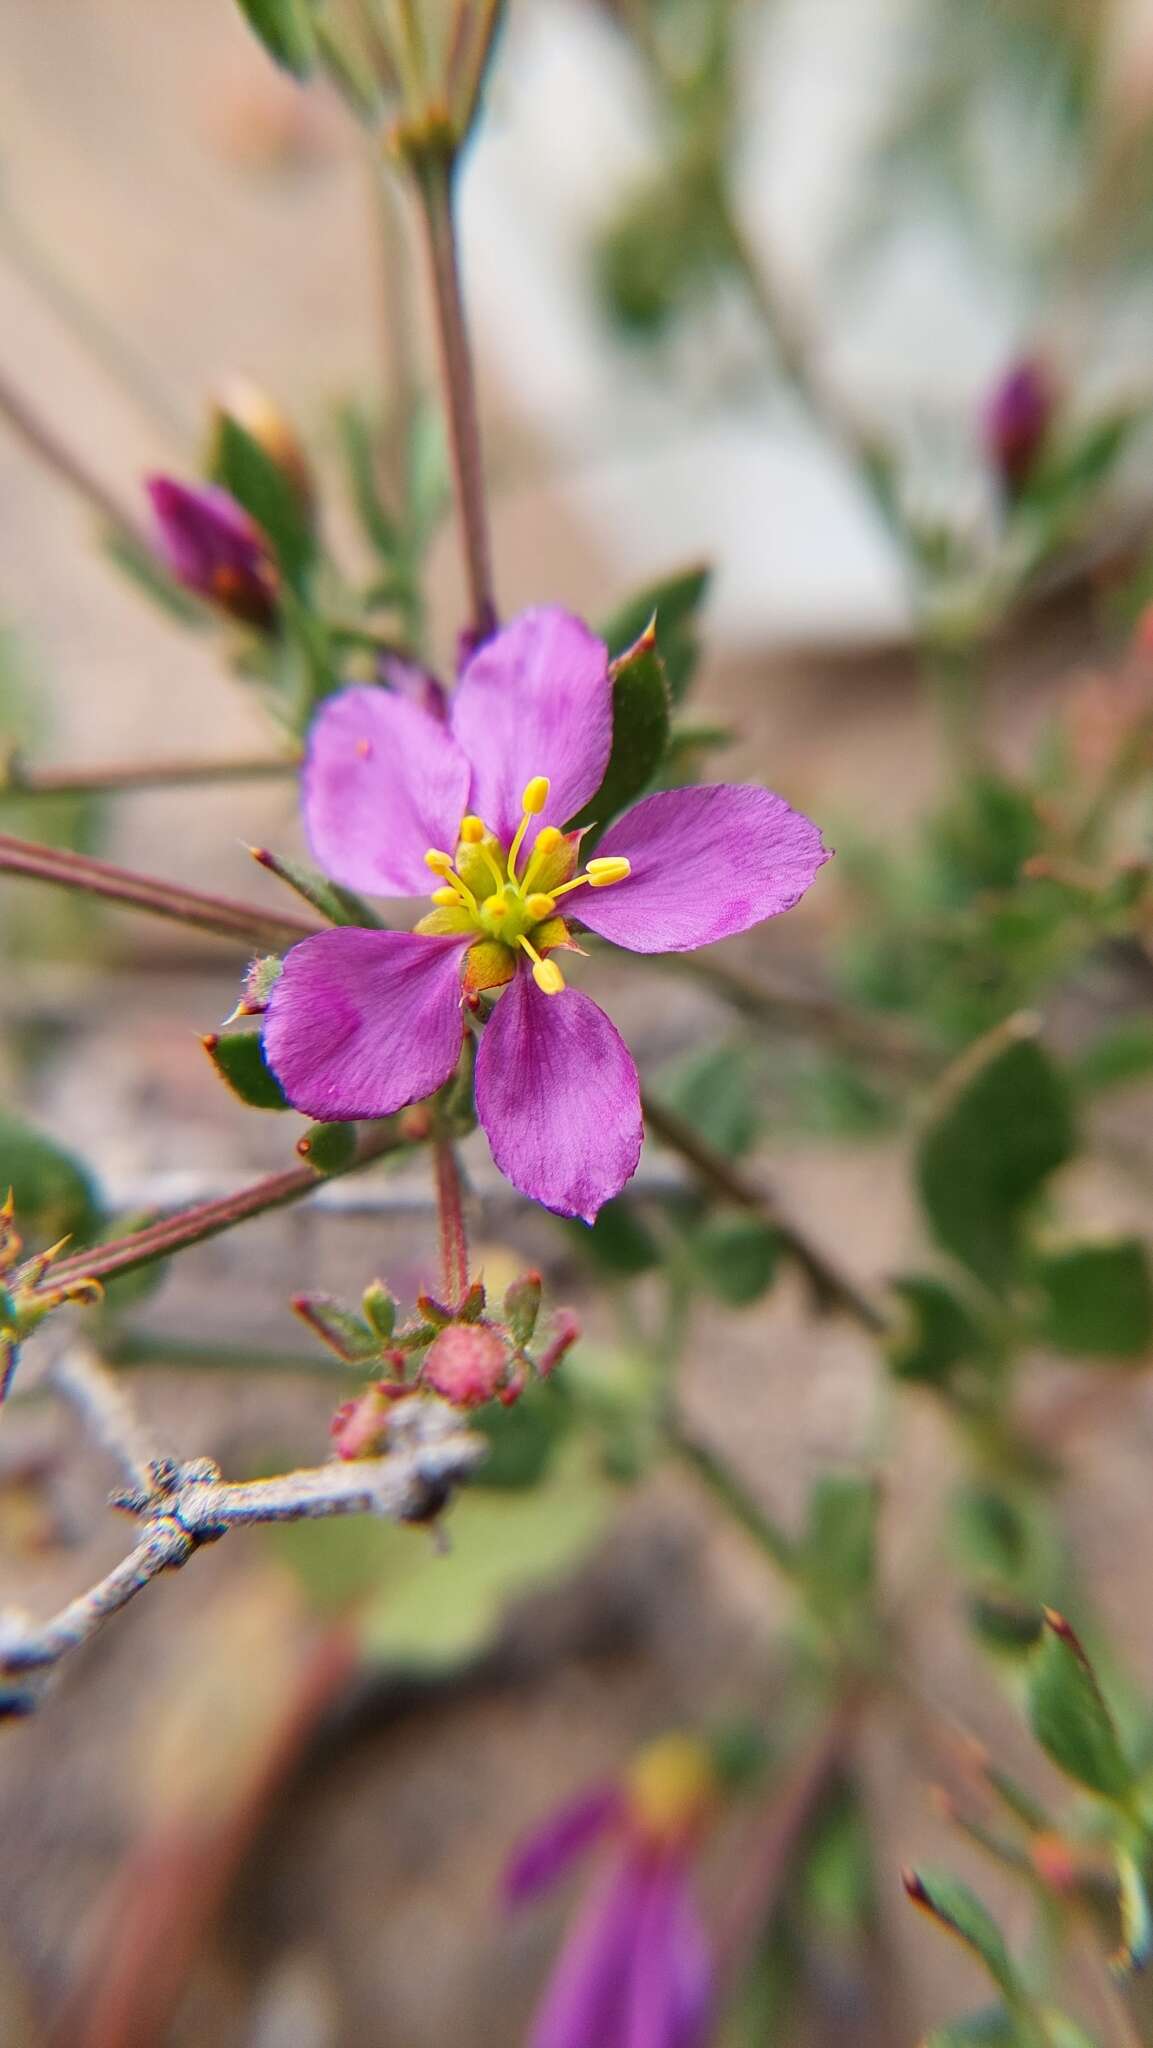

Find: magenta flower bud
<box><xmin>423</xmin><ymin>1322</ymin><xmax>509</xmax><ymax>1408</ymax></box>
<box><xmin>982</xmin><ymin>358</ymin><xmax>1056</xmax><ymax>496</ymax></box>
<box><xmin>146</xmin><ymin>475</ymin><xmax>279</xmax><ymax>628</ymax></box>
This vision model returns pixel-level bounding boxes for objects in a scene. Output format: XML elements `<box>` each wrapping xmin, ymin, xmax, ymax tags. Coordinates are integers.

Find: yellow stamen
<box><xmin>487</xmin><ymin>894</ymin><xmax>509</xmax><ymax>922</ymax></box>
<box><xmin>459</xmin><ymin>815</ymin><xmax>486</xmax><ymax>844</ymax></box>
<box><xmin>478</xmin><ymin>839</ymin><xmax>509</xmax><ymax>893</ymax></box>
<box><xmin>521</xmin><ymin>824</ymin><xmax>566</xmax><ymax>893</ymax></box>
<box><xmin>507</xmin><ymin>775</ymin><xmax>552</xmax><ymax>882</ymax></box>
<box><xmin>431</xmin><ymin>886</ymin><xmax>460</xmax><ymax>907</ymax></box>
<box><xmin>586</xmin><ymin>857</ymin><xmax>631</xmax><ymax>887</ymax></box>
<box><xmin>423</xmin><ymin>847</ymin><xmax>478</xmax><ymax>914</ymax></box>
<box><xmin>524</xmin><ymin>892</ymin><xmax>556</xmax><ymax>921</ymax></box>
<box><xmin>518</xmin><ymin>933</ymin><xmax>565</xmax><ymax>995</ymax></box>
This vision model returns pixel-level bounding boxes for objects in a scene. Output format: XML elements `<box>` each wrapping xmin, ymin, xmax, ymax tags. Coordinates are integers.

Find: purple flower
<box><xmin>982</xmin><ymin>358</ymin><xmax>1056</xmax><ymax>495</ymax></box>
<box><xmin>262</xmin><ymin>606</ymin><xmax>830</xmax><ymax>1221</ymax></box>
<box><xmin>504</xmin><ymin>1735</ymin><xmax>718</xmax><ymax>2048</ymax></box>
<box><xmin>146</xmin><ymin>475</ymin><xmax>279</xmax><ymax>628</ymax></box>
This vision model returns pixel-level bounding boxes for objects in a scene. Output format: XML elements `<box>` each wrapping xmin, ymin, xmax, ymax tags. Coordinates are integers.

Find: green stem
<box><xmin>0</xmin><ymin>831</ymin><xmax>319</xmax><ymax>951</ymax></box>
<box><xmin>412</xmin><ymin>152</ymin><xmax>497</xmax><ymax>644</ymax></box>
<box><xmin>32</xmin><ymin>1124</ymin><xmax>415</xmax><ymax>1297</ymax></box>
<box><xmin>667</xmin><ymin>1415</ymin><xmax>796</xmax><ymax>1578</ymax></box>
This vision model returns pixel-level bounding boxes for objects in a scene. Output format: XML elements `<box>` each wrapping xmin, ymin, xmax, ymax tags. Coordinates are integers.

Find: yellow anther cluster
<box><xmin>626</xmin><ymin>1734</ymin><xmax>717</xmax><ymax>1843</ymax></box>
<box><xmin>418</xmin><ymin>772</ymin><xmax>631</xmax><ymax>999</ymax></box>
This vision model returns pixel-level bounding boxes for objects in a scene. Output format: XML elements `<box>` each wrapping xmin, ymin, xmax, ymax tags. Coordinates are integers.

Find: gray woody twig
<box><xmin>0</xmin><ymin>1344</ymin><xmax>483</xmax><ymax>1712</ymax></box>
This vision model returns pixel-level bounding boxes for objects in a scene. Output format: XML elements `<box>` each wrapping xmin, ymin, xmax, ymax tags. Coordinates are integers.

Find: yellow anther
<box><xmin>431</xmin><ymin>886</ymin><xmax>460</xmax><ymax>907</ymax></box>
<box><xmin>459</xmin><ymin>815</ymin><xmax>486</xmax><ymax>844</ymax></box>
<box><xmin>424</xmin><ymin>849</ymin><xmax>454</xmax><ymax>875</ymax></box>
<box><xmin>531</xmin><ymin>825</ymin><xmax>563</xmax><ymax>858</ymax></box>
<box><xmin>518</xmin><ymin>933</ymin><xmax>565</xmax><ymax>995</ymax></box>
<box><xmin>522</xmin><ymin>775</ymin><xmax>551</xmax><ymax>815</ymax></box>
<box><xmin>586</xmin><ymin>857</ymin><xmax>631</xmax><ymax>887</ymax></box>
<box><xmin>487</xmin><ymin>894</ymin><xmax>509</xmax><ymax>921</ymax></box>
<box><xmin>525</xmin><ymin>892</ymin><xmax>557</xmax><ymax>921</ymax></box>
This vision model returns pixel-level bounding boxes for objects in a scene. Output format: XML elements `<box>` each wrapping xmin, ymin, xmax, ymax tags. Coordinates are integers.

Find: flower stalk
<box><xmin>410</xmin><ymin>149</ymin><xmax>497</xmax><ymax>645</ymax></box>
<box><xmin>432</xmin><ymin>1119</ymin><xmax>472</xmax><ymax>1307</ymax></box>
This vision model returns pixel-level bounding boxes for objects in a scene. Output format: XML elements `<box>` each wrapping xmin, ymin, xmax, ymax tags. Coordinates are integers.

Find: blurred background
<box><xmin>4</xmin><ymin>1</ymin><xmax>1153</xmax><ymax>2042</ymax></box>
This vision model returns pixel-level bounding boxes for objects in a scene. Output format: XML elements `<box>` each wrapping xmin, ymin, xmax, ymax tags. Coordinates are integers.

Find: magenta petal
<box><xmin>475</xmin><ymin>971</ymin><xmax>643</xmax><ymax>1223</ymax></box>
<box><xmin>625</xmin><ymin>1860</ymin><xmax>712</xmax><ymax>2048</ymax></box>
<box><xmin>451</xmin><ymin>608</ymin><xmax>613</xmax><ymax>845</ymax></box>
<box><xmin>529</xmin><ymin>1853</ymin><xmax>648</xmax><ymax>2048</ymax></box>
<box><xmin>577</xmin><ymin>784</ymin><xmax>831</xmax><ymax>954</ymax></box>
<box><xmin>504</xmin><ymin>1787</ymin><xmax>623</xmax><ymax>1906</ymax></box>
<box><xmin>302</xmin><ymin>685</ymin><xmax>471</xmax><ymax>897</ymax></box>
<box><xmin>263</xmin><ymin>929</ymin><xmax>467</xmax><ymax>1120</ymax></box>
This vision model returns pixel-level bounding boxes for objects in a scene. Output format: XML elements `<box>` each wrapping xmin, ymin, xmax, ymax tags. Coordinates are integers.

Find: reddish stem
<box><xmin>432</xmin><ymin>1125</ymin><xmax>470</xmax><ymax>1307</ymax></box>
<box><xmin>0</xmin><ymin>831</ymin><xmax>319</xmax><ymax>951</ymax></box>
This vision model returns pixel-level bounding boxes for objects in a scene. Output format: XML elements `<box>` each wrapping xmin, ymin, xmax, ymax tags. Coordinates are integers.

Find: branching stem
<box><xmin>0</xmin><ymin>831</ymin><xmax>319</xmax><ymax>951</ymax></box>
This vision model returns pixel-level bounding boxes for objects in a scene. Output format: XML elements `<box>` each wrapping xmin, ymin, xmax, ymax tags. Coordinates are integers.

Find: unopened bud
<box><xmin>422</xmin><ymin>1322</ymin><xmax>509</xmax><ymax>1408</ymax></box>
<box><xmin>211</xmin><ymin>376</ymin><xmax>314</xmax><ymax>519</ymax></box>
<box><xmin>982</xmin><ymin>357</ymin><xmax>1056</xmax><ymax>497</ymax></box>
<box><xmin>503</xmin><ymin>1270</ymin><xmax>543</xmax><ymax>1346</ymax></box>
<box><xmin>146</xmin><ymin>475</ymin><xmax>279</xmax><ymax>630</ymax></box>
<box><xmin>536</xmin><ymin>1307</ymin><xmax>580</xmax><ymax>1377</ymax></box>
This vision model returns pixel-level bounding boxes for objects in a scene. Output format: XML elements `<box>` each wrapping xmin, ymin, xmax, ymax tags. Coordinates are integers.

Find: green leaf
<box><xmin>1073</xmin><ymin>1018</ymin><xmax>1153</xmax><ymax>1094</ymax></box>
<box><xmin>1033</xmin><ymin>1241</ymin><xmax>1153</xmax><ymax>1359</ymax></box>
<box><xmin>1028</xmin><ymin>1611</ymin><xmax>1134</xmax><ymax>1801</ymax></box>
<box><xmin>566</xmin><ymin>622</ymin><xmax>671</xmax><ymax>833</ymax></box>
<box><xmin>293</xmin><ymin>1294</ymin><xmax>380</xmax><ymax>1362</ymax></box>
<box><xmin>569</xmin><ymin>1197</ymin><xmax>661</xmax><ymax>1276</ymax></box>
<box><xmin>0</xmin><ymin>1114</ymin><xmax>100</xmax><ymax>1246</ymax></box>
<box><xmin>202</xmin><ymin>1029</ymin><xmax>290</xmax><ymax>1110</ymax></box>
<box><xmin>917</xmin><ymin>1023</ymin><xmax>1074</xmax><ymax>1292</ymax></box>
<box><xmin>904</xmin><ymin>1870</ymin><xmax>1021</xmax><ymax>2001</ymax></box>
<box><xmin>660</xmin><ymin>1044</ymin><xmax>760</xmax><ymax>1159</ymax></box>
<box><xmin>600</xmin><ymin>565</ymin><xmax>711</xmax><ymax>703</ymax></box>
<box><xmin>692</xmin><ymin>1214</ymin><xmax>778</xmax><ymax>1306</ymax></box>
<box><xmin>468</xmin><ymin>1383</ymin><xmax>568</xmax><ymax>1490</ymax></box>
<box><xmin>888</xmin><ymin>1274</ymin><xmax>990</xmax><ymax>1386</ymax></box>
<box><xmin>273</xmin><ymin>1441</ymin><xmax>613</xmax><ymax>1671</ymax></box>
<box><xmin>234</xmin><ymin>0</ymin><xmax>316</xmax><ymax>77</ymax></box>
<box><xmin>335</xmin><ymin>402</ymin><xmax>400</xmax><ymax>562</ymax></box>
<box><xmin>212</xmin><ymin>415</ymin><xmax>314</xmax><ymax>589</ymax></box>
<box><xmin>803</xmin><ymin>1472</ymin><xmax>878</xmax><ymax>1616</ymax></box>
<box><xmin>250</xmin><ymin>845</ymin><xmax>383</xmax><ymax>927</ymax></box>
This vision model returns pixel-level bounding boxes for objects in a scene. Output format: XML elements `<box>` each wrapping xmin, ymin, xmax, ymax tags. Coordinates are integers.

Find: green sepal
<box><xmin>1028</xmin><ymin>1610</ymin><xmax>1134</xmax><ymax>1802</ymax></box>
<box><xmin>202</xmin><ymin>1030</ymin><xmax>290</xmax><ymax>1110</ymax></box>
<box><xmin>566</xmin><ymin>620</ymin><xmax>670</xmax><ymax>834</ymax></box>
<box><xmin>212</xmin><ymin>414</ymin><xmax>314</xmax><ymax>589</ymax></box>
<box><xmin>502</xmin><ymin>1271</ymin><xmax>543</xmax><ymax>1346</ymax></box>
<box><xmin>361</xmin><ymin>1282</ymin><xmax>398</xmax><ymax>1342</ymax></box>
<box><xmin>1033</xmin><ymin>1240</ymin><xmax>1153</xmax><ymax>1359</ymax></box>
<box><xmin>297</xmin><ymin>1122</ymin><xmax>359</xmax><ymax>1175</ymax></box>
<box><xmin>235</xmin><ymin>0</ymin><xmax>317</xmax><ymax>75</ymax></box>
<box><xmin>917</xmin><ymin>1022</ymin><xmax>1074</xmax><ymax>1293</ymax></box>
<box><xmin>600</xmin><ymin>564</ymin><xmax>710</xmax><ymax>703</ymax></box>
<box><xmin>904</xmin><ymin>1869</ymin><xmax>1023</xmax><ymax>2002</ymax></box>
<box><xmin>293</xmin><ymin>1293</ymin><xmax>381</xmax><ymax>1363</ymax></box>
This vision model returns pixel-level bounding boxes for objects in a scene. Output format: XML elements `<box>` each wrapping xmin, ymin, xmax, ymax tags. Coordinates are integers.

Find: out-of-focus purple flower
<box><xmin>377</xmin><ymin>651</ymin><xmax>451</xmax><ymax>724</ymax></box>
<box><xmin>982</xmin><ymin>358</ymin><xmax>1056</xmax><ymax>496</ymax></box>
<box><xmin>504</xmin><ymin>1734</ymin><xmax>718</xmax><ymax>2048</ymax></box>
<box><xmin>146</xmin><ymin>475</ymin><xmax>279</xmax><ymax>628</ymax></box>
<box><xmin>262</xmin><ymin>606</ymin><xmax>830</xmax><ymax>1221</ymax></box>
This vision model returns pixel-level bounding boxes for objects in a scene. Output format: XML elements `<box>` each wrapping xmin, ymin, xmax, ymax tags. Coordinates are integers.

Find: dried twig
<box><xmin>0</xmin><ymin>1345</ymin><xmax>482</xmax><ymax>1711</ymax></box>
<box><xmin>1</xmin><ymin>754</ymin><xmax>297</xmax><ymax>799</ymax></box>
